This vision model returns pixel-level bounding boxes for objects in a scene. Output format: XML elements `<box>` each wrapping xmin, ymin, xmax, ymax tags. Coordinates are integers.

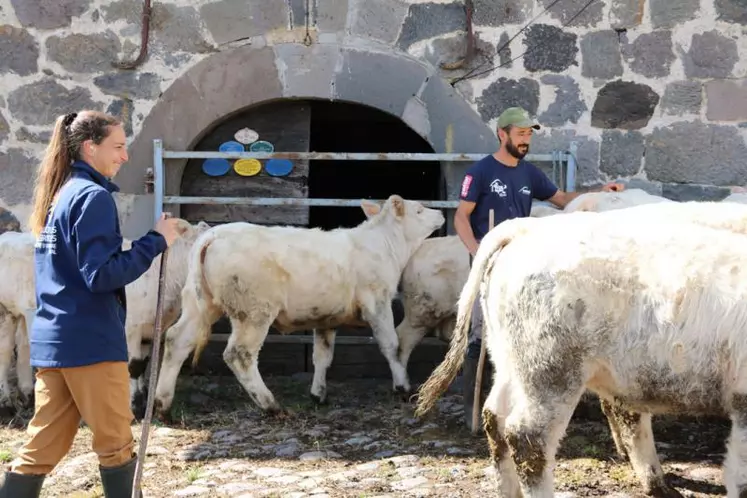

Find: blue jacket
<box><xmin>31</xmin><ymin>160</ymin><xmax>168</xmax><ymax>368</ymax></box>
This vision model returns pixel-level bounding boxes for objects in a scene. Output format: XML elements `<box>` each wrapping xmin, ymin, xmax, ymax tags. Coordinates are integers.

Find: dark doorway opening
<box><xmin>306</xmin><ymin>100</ymin><xmax>444</xmax><ymax>232</ymax></box>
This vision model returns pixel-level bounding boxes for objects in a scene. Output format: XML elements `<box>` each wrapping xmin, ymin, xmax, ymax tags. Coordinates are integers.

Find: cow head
<box><xmin>361</xmin><ymin>195</ymin><xmax>445</xmax><ymax>250</ymax></box>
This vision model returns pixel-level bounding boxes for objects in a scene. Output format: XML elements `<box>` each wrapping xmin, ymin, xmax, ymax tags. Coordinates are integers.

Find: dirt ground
<box><xmin>0</xmin><ymin>373</ymin><xmax>732</xmax><ymax>497</ymax></box>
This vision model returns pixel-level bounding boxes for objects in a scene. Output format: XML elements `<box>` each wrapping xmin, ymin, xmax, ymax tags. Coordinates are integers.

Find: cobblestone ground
<box><xmin>0</xmin><ymin>374</ymin><xmax>731</xmax><ymax>497</ymax></box>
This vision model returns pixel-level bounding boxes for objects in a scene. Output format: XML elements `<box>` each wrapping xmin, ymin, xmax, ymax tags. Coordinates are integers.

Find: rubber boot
<box><xmin>100</xmin><ymin>456</ymin><xmax>141</xmax><ymax>498</ymax></box>
<box><xmin>462</xmin><ymin>341</ymin><xmax>481</xmax><ymax>433</ymax></box>
<box><xmin>0</xmin><ymin>471</ymin><xmax>45</xmax><ymax>497</ymax></box>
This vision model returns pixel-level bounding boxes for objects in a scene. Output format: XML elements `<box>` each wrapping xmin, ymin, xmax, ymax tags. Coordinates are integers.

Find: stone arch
<box><xmin>117</xmin><ymin>42</ymin><xmax>497</xmax><ymax>213</ymax></box>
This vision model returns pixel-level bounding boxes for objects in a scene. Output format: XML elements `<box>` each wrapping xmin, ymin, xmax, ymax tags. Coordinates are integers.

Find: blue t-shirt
<box><xmin>459</xmin><ymin>155</ymin><xmax>558</xmax><ymax>241</ymax></box>
<box><xmin>31</xmin><ymin>160</ymin><xmax>168</xmax><ymax>368</ymax></box>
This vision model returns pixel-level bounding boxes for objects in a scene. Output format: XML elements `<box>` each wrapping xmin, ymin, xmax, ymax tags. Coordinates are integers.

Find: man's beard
<box><xmin>506</xmin><ymin>139</ymin><xmax>529</xmax><ymax>159</ymax></box>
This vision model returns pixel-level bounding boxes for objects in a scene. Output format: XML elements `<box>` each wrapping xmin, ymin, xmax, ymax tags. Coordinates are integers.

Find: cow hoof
<box><xmin>267</xmin><ymin>406</ymin><xmax>294</xmax><ymax>420</ymax></box>
<box><xmin>310</xmin><ymin>392</ymin><xmax>327</xmax><ymax>406</ymax></box>
<box><xmin>648</xmin><ymin>483</ymin><xmax>684</xmax><ymax>498</ymax></box>
<box><xmin>153</xmin><ymin>400</ymin><xmax>175</xmax><ymax>426</ymax></box>
<box><xmin>18</xmin><ymin>392</ymin><xmax>34</xmax><ymax>411</ymax></box>
<box><xmin>393</xmin><ymin>386</ymin><xmax>412</xmax><ymax>402</ymax></box>
<box><xmin>132</xmin><ymin>391</ymin><xmax>147</xmax><ymax>421</ymax></box>
<box><xmin>0</xmin><ymin>404</ymin><xmax>15</xmax><ymax>422</ymax></box>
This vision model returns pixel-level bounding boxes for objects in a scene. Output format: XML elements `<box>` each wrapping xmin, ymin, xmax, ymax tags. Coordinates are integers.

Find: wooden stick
<box><xmin>471</xmin><ymin>209</ymin><xmax>494</xmax><ymax>433</ymax></box>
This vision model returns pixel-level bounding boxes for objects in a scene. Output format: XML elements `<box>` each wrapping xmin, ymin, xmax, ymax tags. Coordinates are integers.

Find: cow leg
<box><xmin>482</xmin><ymin>373</ymin><xmax>521</xmax><ymax>498</ymax></box>
<box><xmin>0</xmin><ymin>312</ymin><xmax>16</xmax><ymax>418</ymax></box>
<box><xmin>599</xmin><ymin>397</ymin><xmax>629</xmax><ymax>459</ymax></box>
<box><xmin>16</xmin><ymin>311</ymin><xmax>34</xmax><ymax>409</ymax></box>
<box><xmin>601</xmin><ymin>399</ymin><xmax>681</xmax><ymax>497</ymax></box>
<box><xmin>363</xmin><ymin>304</ymin><xmax>410</xmax><ymax>395</ymax></box>
<box><xmin>126</xmin><ymin>326</ymin><xmax>149</xmax><ymax>420</ymax></box>
<box><xmin>222</xmin><ymin>314</ymin><xmax>283</xmax><ymax>415</ymax></box>
<box><xmin>724</xmin><ymin>389</ymin><xmax>747</xmax><ymax>497</ymax></box>
<box><xmin>310</xmin><ymin>328</ymin><xmax>336</xmax><ymax>405</ymax></box>
<box><xmin>503</xmin><ymin>379</ymin><xmax>586</xmax><ymax>497</ymax></box>
<box><xmin>395</xmin><ymin>316</ymin><xmax>427</xmax><ymax>377</ymax></box>
<box><xmin>154</xmin><ymin>288</ymin><xmax>220</xmax><ymax>423</ymax></box>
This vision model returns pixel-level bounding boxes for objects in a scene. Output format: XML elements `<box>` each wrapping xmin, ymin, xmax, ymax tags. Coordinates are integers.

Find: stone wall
<box><xmin>0</xmin><ymin>0</ymin><xmax>746</xmax><ymax>236</ymax></box>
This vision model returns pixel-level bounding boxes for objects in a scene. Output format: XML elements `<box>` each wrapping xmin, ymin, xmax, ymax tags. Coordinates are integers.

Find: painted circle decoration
<box><xmin>265</xmin><ymin>159</ymin><xmax>293</xmax><ymax>177</ymax></box>
<box><xmin>218</xmin><ymin>141</ymin><xmax>245</xmax><ymax>153</ymax></box>
<box><xmin>234</xmin><ymin>127</ymin><xmax>259</xmax><ymax>145</ymax></box>
<box><xmin>249</xmin><ymin>140</ymin><xmax>274</xmax><ymax>153</ymax></box>
<box><xmin>234</xmin><ymin>158</ymin><xmax>262</xmax><ymax>177</ymax></box>
<box><xmin>202</xmin><ymin>158</ymin><xmax>231</xmax><ymax>176</ymax></box>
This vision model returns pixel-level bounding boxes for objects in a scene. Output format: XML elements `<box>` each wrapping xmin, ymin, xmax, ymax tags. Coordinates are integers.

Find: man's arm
<box><xmin>546</xmin><ymin>182</ymin><xmax>626</xmax><ymax>209</ymax></box>
<box><xmin>454</xmin><ymin>200</ymin><xmax>479</xmax><ymax>256</ymax></box>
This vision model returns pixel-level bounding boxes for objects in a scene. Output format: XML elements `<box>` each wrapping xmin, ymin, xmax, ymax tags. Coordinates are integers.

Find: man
<box><xmin>454</xmin><ymin>107</ymin><xmax>624</xmax><ymax>431</ymax></box>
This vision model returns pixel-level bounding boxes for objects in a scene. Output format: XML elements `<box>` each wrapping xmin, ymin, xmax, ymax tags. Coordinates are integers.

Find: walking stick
<box><xmin>132</xmin><ymin>217</ymin><xmax>171</xmax><ymax>498</ymax></box>
<box><xmin>471</xmin><ymin>209</ymin><xmax>493</xmax><ymax>434</ymax></box>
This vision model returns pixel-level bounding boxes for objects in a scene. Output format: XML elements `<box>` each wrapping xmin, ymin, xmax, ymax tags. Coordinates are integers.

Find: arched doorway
<box><xmin>178</xmin><ymin>98</ymin><xmax>444</xmax><ymax>234</ymax></box>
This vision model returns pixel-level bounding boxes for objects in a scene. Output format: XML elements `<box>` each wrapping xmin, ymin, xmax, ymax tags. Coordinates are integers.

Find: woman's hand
<box><xmin>155</xmin><ymin>213</ymin><xmax>183</xmax><ymax>247</ymax></box>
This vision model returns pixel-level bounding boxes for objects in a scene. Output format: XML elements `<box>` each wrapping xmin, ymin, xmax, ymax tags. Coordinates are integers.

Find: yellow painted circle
<box><xmin>234</xmin><ymin>158</ymin><xmax>262</xmax><ymax>176</ymax></box>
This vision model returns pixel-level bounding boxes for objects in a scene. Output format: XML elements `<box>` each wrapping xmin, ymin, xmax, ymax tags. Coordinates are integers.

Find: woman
<box><xmin>0</xmin><ymin>110</ymin><xmax>183</xmax><ymax>498</ymax></box>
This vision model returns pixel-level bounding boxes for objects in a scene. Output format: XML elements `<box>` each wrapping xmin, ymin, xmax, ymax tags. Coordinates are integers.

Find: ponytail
<box><xmin>29</xmin><ymin>113</ymin><xmax>76</xmax><ymax>237</ymax></box>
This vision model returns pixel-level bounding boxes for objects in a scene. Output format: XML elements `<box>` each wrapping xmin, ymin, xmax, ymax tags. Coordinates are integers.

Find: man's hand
<box><xmin>601</xmin><ymin>182</ymin><xmax>625</xmax><ymax>192</ymax></box>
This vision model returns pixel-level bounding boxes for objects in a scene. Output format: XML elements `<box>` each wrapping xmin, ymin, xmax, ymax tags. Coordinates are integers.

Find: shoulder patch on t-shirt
<box><xmin>460</xmin><ymin>174</ymin><xmax>473</xmax><ymax>198</ymax></box>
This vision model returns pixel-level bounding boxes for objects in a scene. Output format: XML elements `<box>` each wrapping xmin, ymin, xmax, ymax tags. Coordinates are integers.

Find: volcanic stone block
<box><xmin>476</xmin><ymin>77</ymin><xmax>540</xmax><ymax>122</ymax></box>
<box><xmin>623</xmin><ymin>30</ymin><xmax>675</xmax><ymax>78</ymax></box>
<box><xmin>662</xmin><ymin>183</ymin><xmax>732</xmax><ymax>202</ymax></box>
<box><xmin>315</xmin><ymin>0</ymin><xmax>348</xmax><ymax>31</ymax></box>
<box><xmin>396</xmin><ymin>2</ymin><xmax>465</xmax><ymax>50</ymax></box>
<box><xmin>705</xmin><ymin>79</ymin><xmax>747</xmax><ymax>122</ymax></box>
<box><xmin>107</xmin><ymin>99</ymin><xmax>134</xmax><ymax>137</ymax></box>
<box><xmin>609</xmin><ymin>0</ymin><xmax>645</xmax><ymax>29</ymax></box>
<box><xmin>645</xmin><ymin>122</ymin><xmax>747</xmax><ymax>186</ymax></box>
<box><xmin>599</xmin><ymin>130</ymin><xmax>644</xmax><ymax>178</ymax></box>
<box><xmin>351</xmin><ymin>0</ymin><xmax>409</xmax><ymax>45</ymax></box>
<box><xmin>0</xmin><ymin>149</ymin><xmax>37</xmax><ymax>205</ymax></box>
<box><xmin>538</xmin><ymin>0</ymin><xmax>603</xmax><ymax>26</ymax></box>
<box><xmin>473</xmin><ymin>0</ymin><xmax>532</xmax><ymax>25</ymax></box>
<box><xmin>661</xmin><ymin>81</ymin><xmax>702</xmax><ymax>116</ymax></box>
<box><xmin>101</xmin><ymin>0</ymin><xmax>140</xmax><ymax>23</ymax></box>
<box><xmin>523</xmin><ymin>24</ymin><xmax>578</xmax><ymax>73</ymax></box>
<box><xmin>8</xmin><ymin>79</ymin><xmax>102</xmax><ymax>126</ymax></box>
<box><xmin>0</xmin><ymin>111</ymin><xmax>8</xmax><ymax>145</ymax></box>
<box><xmin>46</xmin><ymin>31</ymin><xmax>121</xmax><ymax>74</ymax></box>
<box><xmin>538</xmin><ymin>75</ymin><xmax>586</xmax><ymax>127</ymax></box>
<box><xmin>591</xmin><ymin>80</ymin><xmax>659</xmax><ymax>130</ymax></box>
<box><xmin>0</xmin><ymin>208</ymin><xmax>20</xmax><ymax>235</ymax></box>
<box><xmin>649</xmin><ymin>0</ymin><xmax>699</xmax><ymax>28</ymax></box>
<box><xmin>531</xmin><ymin>130</ymin><xmax>600</xmax><ymax>187</ymax></box>
<box><xmin>10</xmin><ymin>0</ymin><xmax>90</xmax><ymax>29</ymax></box>
<box><xmin>0</xmin><ymin>25</ymin><xmax>39</xmax><ymax>77</ymax></box>
<box><xmin>580</xmin><ymin>31</ymin><xmax>623</xmax><ymax>80</ymax></box>
<box><xmin>715</xmin><ymin>0</ymin><xmax>747</xmax><ymax>24</ymax></box>
<box><xmin>683</xmin><ymin>30</ymin><xmax>738</xmax><ymax>79</ymax></box>
<box><xmin>151</xmin><ymin>4</ymin><xmax>212</xmax><ymax>54</ymax></box>
<box><xmin>200</xmin><ymin>0</ymin><xmax>285</xmax><ymax>45</ymax></box>
<box><xmin>335</xmin><ymin>50</ymin><xmax>428</xmax><ymax>118</ymax></box>
<box><xmin>94</xmin><ymin>72</ymin><xmax>162</xmax><ymax>100</ymax></box>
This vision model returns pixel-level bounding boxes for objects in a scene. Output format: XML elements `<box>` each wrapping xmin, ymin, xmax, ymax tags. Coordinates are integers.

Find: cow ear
<box><xmin>361</xmin><ymin>200</ymin><xmax>381</xmax><ymax>218</ymax></box>
<box><xmin>390</xmin><ymin>195</ymin><xmax>405</xmax><ymax>218</ymax></box>
<box><xmin>197</xmin><ymin>221</ymin><xmax>211</xmax><ymax>229</ymax></box>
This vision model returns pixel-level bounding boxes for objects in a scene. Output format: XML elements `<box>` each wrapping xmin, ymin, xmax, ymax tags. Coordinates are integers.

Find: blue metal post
<box><xmin>153</xmin><ymin>139</ymin><xmax>164</xmax><ymax>223</ymax></box>
<box><xmin>566</xmin><ymin>141</ymin><xmax>578</xmax><ymax>192</ymax></box>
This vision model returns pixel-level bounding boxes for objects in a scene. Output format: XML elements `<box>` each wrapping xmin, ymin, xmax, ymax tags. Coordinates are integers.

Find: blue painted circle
<box><xmin>202</xmin><ymin>158</ymin><xmax>231</xmax><ymax>176</ymax></box>
<box><xmin>219</xmin><ymin>141</ymin><xmax>245</xmax><ymax>153</ymax></box>
<box><xmin>265</xmin><ymin>159</ymin><xmax>293</xmax><ymax>177</ymax></box>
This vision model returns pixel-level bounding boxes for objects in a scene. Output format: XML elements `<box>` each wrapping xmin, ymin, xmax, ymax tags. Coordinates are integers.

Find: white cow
<box><xmin>416</xmin><ymin>206</ymin><xmax>747</xmax><ymax>497</ymax></box>
<box><xmin>151</xmin><ymin>195</ymin><xmax>445</xmax><ymax>420</ymax></box>
<box><xmin>0</xmin><ymin>219</ymin><xmax>210</xmax><ymax>419</ymax></box>
<box><xmin>395</xmin><ymin>188</ymin><xmax>671</xmax><ymax>376</ymax></box>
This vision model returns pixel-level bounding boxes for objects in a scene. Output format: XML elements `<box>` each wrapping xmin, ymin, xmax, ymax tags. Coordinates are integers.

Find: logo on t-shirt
<box><xmin>460</xmin><ymin>175</ymin><xmax>473</xmax><ymax>198</ymax></box>
<box><xmin>489</xmin><ymin>178</ymin><xmax>507</xmax><ymax>197</ymax></box>
<box><xmin>519</xmin><ymin>186</ymin><xmax>531</xmax><ymax>196</ymax></box>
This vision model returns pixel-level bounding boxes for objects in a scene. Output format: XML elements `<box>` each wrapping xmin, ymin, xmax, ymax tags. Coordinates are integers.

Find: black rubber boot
<box><xmin>0</xmin><ymin>471</ymin><xmax>45</xmax><ymax>497</ymax></box>
<box><xmin>100</xmin><ymin>456</ymin><xmax>141</xmax><ymax>498</ymax></box>
<box><xmin>462</xmin><ymin>340</ymin><xmax>481</xmax><ymax>433</ymax></box>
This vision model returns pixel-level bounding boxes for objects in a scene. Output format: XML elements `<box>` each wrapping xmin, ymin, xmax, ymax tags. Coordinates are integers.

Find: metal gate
<box><xmin>150</xmin><ymin>138</ymin><xmax>577</xmax><ymax>346</ymax></box>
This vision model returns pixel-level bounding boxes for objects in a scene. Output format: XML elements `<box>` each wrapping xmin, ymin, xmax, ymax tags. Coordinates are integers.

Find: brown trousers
<box><xmin>11</xmin><ymin>361</ymin><xmax>135</xmax><ymax>475</ymax></box>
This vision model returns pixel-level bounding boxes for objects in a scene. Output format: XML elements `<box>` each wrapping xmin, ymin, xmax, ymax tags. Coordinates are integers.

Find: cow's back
<box><xmin>0</xmin><ymin>232</ymin><xmax>36</xmax><ymax>314</ymax></box>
